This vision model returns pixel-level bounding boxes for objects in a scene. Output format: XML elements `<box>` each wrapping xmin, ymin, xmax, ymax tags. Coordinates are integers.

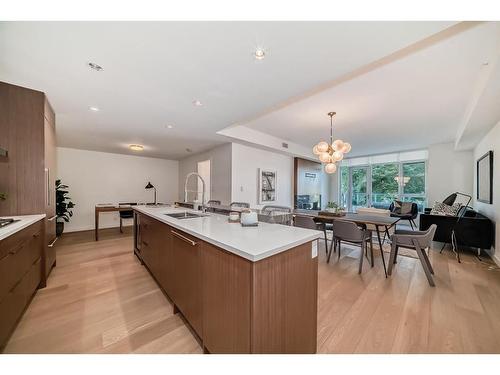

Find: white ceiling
<box><xmin>0</xmin><ymin>21</ymin><xmax>455</xmax><ymax>159</ymax></box>
<box><xmin>242</xmin><ymin>22</ymin><xmax>500</xmax><ymax>158</ymax></box>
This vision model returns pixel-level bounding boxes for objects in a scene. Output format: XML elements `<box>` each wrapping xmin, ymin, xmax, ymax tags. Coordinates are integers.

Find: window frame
<box><xmin>338</xmin><ymin>158</ymin><xmax>427</xmax><ymax>212</ymax></box>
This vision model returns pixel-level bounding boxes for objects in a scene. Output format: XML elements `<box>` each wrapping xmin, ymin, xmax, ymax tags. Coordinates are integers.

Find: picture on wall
<box><xmin>258</xmin><ymin>169</ymin><xmax>277</xmax><ymax>203</ymax></box>
<box><xmin>477</xmin><ymin>150</ymin><xmax>493</xmax><ymax>204</ymax></box>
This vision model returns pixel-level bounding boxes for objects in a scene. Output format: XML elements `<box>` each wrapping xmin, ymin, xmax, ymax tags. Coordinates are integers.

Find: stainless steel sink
<box><xmin>165</xmin><ymin>212</ymin><xmax>207</xmax><ymax>220</ymax></box>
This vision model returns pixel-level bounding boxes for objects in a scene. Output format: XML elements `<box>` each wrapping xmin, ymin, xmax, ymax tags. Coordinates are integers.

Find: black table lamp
<box><xmin>145</xmin><ymin>182</ymin><xmax>157</xmax><ymax>205</ymax></box>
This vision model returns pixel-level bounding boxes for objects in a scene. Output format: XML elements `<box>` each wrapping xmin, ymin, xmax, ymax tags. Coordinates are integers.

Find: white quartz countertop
<box><xmin>134</xmin><ymin>206</ymin><xmax>321</xmax><ymax>262</ymax></box>
<box><xmin>0</xmin><ymin>214</ymin><xmax>46</xmax><ymax>241</ymax></box>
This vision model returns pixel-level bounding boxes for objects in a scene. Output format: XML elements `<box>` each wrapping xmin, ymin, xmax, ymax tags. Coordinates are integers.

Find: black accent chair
<box><xmin>389</xmin><ymin>201</ymin><xmax>419</xmax><ymax>230</ymax></box>
<box><xmin>419</xmin><ymin>207</ymin><xmax>493</xmax><ymax>252</ymax></box>
<box><xmin>119</xmin><ymin>202</ymin><xmax>137</xmax><ymax>233</ymax></box>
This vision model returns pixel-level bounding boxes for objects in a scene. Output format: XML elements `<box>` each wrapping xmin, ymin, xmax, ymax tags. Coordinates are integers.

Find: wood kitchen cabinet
<box><xmin>134</xmin><ymin>211</ymin><xmax>318</xmax><ymax>354</ymax></box>
<box><xmin>0</xmin><ymin>81</ymin><xmax>58</xmax><ymax>280</ymax></box>
<box><xmin>138</xmin><ymin>214</ymin><xmax>156</xmax><ymax>274</ymax></box>
<box><xmin>44</xmin><ymin>98</ymin><xmax>57</xmax><ymax>277</ymax></box>
<box><xmin>0</xmin><ymin>218</ymin><xmax>44</xmax><ymax>350</ymax></box>
<box><xmin>169</xmin><ymin>228</ymin><xmax>202</xmax><ymax>337</ymax></box>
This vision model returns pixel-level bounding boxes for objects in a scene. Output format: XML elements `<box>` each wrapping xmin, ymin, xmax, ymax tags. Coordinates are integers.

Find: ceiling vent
<box><xmin>282</xmin><ymin>142</ymin><xmax>289</xmax><ymax>149</ymax></box>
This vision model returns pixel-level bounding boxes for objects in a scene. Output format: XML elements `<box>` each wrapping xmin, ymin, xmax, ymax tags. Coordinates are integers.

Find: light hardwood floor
<box><xmin>4</xmin><ymin>227</ymin><xmax>500</xmax><ymax>353</ymax></box>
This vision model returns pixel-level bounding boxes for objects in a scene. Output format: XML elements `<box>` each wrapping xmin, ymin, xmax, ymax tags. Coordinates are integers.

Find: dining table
<box><xmin>293</xmin><ymin>210</ymin><xmax>401</xmax><ymax>277</ymax></box>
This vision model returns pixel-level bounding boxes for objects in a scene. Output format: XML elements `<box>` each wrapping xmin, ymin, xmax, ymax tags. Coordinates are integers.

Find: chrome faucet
<box><xmin>184</xmin><ymin>172</ymin><xmax>207</xmax><ymax>213</ymax></box>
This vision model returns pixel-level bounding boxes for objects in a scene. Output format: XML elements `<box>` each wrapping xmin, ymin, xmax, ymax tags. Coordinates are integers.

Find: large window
<box><xmin>371</xmin><ymin>163</ymin><xmax>398</xmax><ymax>209</ymax></box>
<box><xmin>401</xmin><ymin>161</ymin><xmax>426</xmax><ymax>211</ymax></box>
<box><xmin>339</xmin><ymin>160</ymin><xmax>426</xmax><ymax>212</ymax></box>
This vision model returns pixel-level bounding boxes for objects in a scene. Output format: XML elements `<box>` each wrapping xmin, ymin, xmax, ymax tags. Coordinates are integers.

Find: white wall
<box><xmin>427</xmin><ymin>142</ymin><xmax>474</xmax><ymax>205</ymax></box>
<box><xmin>57</xmin><ymin>147</ymin><xmax>178</xmax><ymax>232</ymax></box>
<box><xmin>473</xmin><ymin>121</ymin><xmax>500</xmax><ymax>263</ymax></box>
<box><xmin>178</xmin><ymin>143</ymin><xmax>232</xmax><ymax>205</ymax></box>
<box><xmin>231</xmin><ymin>143</ymin><xmax>294</xmax><ymax>209</ymax></box>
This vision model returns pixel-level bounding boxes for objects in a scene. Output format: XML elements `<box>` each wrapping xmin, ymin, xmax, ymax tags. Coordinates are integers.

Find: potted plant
<box><xmin>55</xmin><ymin>179</ymin><xmax>75</xmax><ymax>236</ymax></box>
<box><xmin>325</xmin><ymin>201</ymin><xmax>345</xmax><ymax>216</ymax></box>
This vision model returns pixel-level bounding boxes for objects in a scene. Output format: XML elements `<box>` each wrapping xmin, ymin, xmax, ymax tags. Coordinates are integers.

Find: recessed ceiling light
<box><xmin>192</xmin><ymin>100</ymin><xmax>203</xmax><ymax>107</ymax></box>
<box><xmin>254</xmin><ymin>48</ymin><xmax>266</xmax><ymax>60</ymax></box>
<box><xmin>88</xmin><ymin>62</ymin><xmax>104</xmax><ymax>71</ymax></box>
<box><xmin>167</xmin><ymin>125</ymin><xmax>174</xmax><ymax>129</ymax></box>
<box><xmin>89</xmin><ymin>106</ymin><xmax>99</xmax><ymax>112</ymax></box>
<box><xmin>129</xmin><ymin>144</ymin><xmax>144</xmax><ymax>151</ymax></box>
<box><xmin>483</xmin><ymin>62</ymin><xmax>489</xmax><ymax>66</ymax></box>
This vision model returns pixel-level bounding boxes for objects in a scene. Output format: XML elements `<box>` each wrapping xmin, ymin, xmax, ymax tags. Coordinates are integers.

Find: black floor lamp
<box><xmin>447</xmin><ymin>192</ymin><xmax>472</xmax><ymax>263</ymax></box>
<box><xmin>145</xmin><ymin>182</ymin><xmax>157</xmax><ymax>205</ymax></box>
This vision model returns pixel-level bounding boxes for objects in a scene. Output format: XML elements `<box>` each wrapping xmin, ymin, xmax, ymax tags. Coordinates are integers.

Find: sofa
<box><xmin>419</xmin><ymin>207</ymin><xmax>493</xmax><ymax>250</ymax></box>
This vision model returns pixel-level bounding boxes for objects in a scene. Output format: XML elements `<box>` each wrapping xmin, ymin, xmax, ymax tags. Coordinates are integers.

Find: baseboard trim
<box><xmin>486</xmin><ymin>249</ymin><xmax>500</xmax><ymax>267</ymax></box>
<box><xmin>65</xmin><ymin>223</ymin><xmax>133</xmax><ymax>234</ymax></box>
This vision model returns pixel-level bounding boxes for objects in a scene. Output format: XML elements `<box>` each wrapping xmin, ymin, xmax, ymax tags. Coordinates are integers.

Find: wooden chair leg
<box><xmin>358</xmin><ymin>241</ymin><xmax>365</xmax><ymax>274</ymax></box>
<box><xmin>338</xmin><ymin>239</ymin><xmax>342</xmax><ymax>260</ymax></box>
<box><xmin>394</xmin><ymin>245</ymin><xmax>399</xmax><ymax>264</ymax></box>
<box><xmin>388</xmin><ymin>240</ymin><xmax>397</xmax><ymax>276</ymax></box>
<box><xmin>120</xmin><ymin>218</ymin><xmax>123</xmax><ymax>233</ymax></box>
<box><xmin>422</xmin><ymin>247</ymin><xmax>434</xmax><ymax>274</ymax></box>
<box><xmin>415</xmin><ymin>244</ymin><xmax>435</xmax><ymax>287</ymax></box>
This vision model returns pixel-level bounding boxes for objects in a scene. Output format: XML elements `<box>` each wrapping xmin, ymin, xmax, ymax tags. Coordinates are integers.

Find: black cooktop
<box><xmin>0</xmin><ymin>218</ymin><xmax>20</xmax><ymax>228</ymax></box>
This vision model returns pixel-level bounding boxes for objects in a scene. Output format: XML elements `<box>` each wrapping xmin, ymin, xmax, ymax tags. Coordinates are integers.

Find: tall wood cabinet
<box><xmin>0</xmin><ymin>81</ymin><xmax>57</xmax><ymax>278</ymax></box>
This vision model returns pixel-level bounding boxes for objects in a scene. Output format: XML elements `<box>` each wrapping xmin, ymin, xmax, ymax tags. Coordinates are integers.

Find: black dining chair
<box><xmin>119</xmin><ymin>202</ymin><xmax>137</xmax><ymax>233</ymax></box>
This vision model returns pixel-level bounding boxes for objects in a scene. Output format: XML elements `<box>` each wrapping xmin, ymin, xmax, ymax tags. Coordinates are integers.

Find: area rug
<box><xmin>324</xmin><ymin>232</ymin><xmax>419</xmax><ymax>260</ymax></box>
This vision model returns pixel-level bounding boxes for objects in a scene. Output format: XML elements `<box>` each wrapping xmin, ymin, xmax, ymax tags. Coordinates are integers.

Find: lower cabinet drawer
<box><xmin>0</xmin><ymin>257</ymin><xmax>42</xmax><ymax>349</ymax></box>
<box><xmin>0</xmin><ymin>229</ymin><xmax>42</xmax><ymax>300</ymax></box>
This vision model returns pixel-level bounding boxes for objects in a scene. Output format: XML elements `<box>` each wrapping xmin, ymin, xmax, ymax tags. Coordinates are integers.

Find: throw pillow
<box><xmin>430</xmin><ymin>201</ymin><xmax>461</xmax><ymax>216</ymax></box>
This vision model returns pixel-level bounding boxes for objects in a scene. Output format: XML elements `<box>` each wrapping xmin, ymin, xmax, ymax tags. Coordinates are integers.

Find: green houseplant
<box><xmin>56</xmin><ymin>179</ymin><xmax>75</xmax><ymax>236</ymax></box>
<box><xmin>326</xmin><ymin>201</ymin><xmax>345</xmax><ymax>215</ymax></box>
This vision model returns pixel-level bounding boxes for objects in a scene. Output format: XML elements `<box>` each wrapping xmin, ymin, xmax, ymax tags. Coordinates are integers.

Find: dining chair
<box><xmin>327</xmin><ymin>220</ymin><xmax>373</xmax><ymax>274</ymax></box>
<box><xmin>118</xmin><ymin>202</ymin><xmax>137</xmax><ymax>233</ymax></box>
<box><xmin>261</xmin><ymin>205</ymin><xmax>292</xmax><ymax>214</ymax></box>
<box><xmin>207</xmin><ymin>200</ymin><xmax>221</xmax><ymax>206</ymax></box>
<box><xmin>389</xmin><ymin>201</ymin><xmax>419</xmax><ymax>230</ymax></box>
<box><xmin>262</xmin><ymin>205</ymin><xmax>293</xmax><ymax>225</ymax></box>
<box><xmin>230</xmin><ymin>202</ymin><xmax>250</xmax><ymax>209</ymax></box>
<box><xmin>388</xmin><ymin>224</ymin><xmax>437</xmax><ymax>286</ymax></box>
<box><xmin>294</xmin><ymin>215</ymin><xmax>328</xmax><ymax>254</ymax></box>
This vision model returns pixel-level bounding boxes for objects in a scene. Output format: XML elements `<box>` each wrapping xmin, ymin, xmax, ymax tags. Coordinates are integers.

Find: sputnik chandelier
<box><xmin>313</xmin><ymin>112</ymin><xmax>351</xmax><ymax>174</ymax></box>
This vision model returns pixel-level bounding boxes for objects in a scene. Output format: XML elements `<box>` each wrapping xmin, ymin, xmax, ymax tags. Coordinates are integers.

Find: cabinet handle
<box><xmin>33</xmin><ymin>232</ymin><xmax>40</xmax><ymax>238</ymax></box>
<box><xmin>142</xmin><ymin>240</ymin><xmax>149</xmax><ymax>247</ymax></box>
<box><xmin>48</xmin><ymin>237</ymin><xmax>58</xmax><ymax>248</ymax></box>
<box><xmin>48</xmin><ymin>215</ymin><xmax>57</xmax><ymax>222</ymax></box>
<box><xmin>171</xmin><ymin>230</ymin><xmax>197</xmax><ymax>246</ymax></box>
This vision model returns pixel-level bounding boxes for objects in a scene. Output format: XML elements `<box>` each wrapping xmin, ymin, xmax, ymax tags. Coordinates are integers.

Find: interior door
<box><xmin>351</xmin><ymin>166</ymin><xmax>369</xmax><ymax>212</ymax></box>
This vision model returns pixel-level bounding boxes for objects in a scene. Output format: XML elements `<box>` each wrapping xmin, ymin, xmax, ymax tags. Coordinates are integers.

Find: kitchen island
<box><xmin>133</xmin><ymin>206</ymin><xmax>320</xmax><ymax>354</ymax></box>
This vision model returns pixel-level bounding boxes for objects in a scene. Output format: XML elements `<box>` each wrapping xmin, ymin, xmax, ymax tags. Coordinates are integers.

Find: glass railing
<box><xmin>341</xmin><ymin>192</ymin><xmax>426</xmax><ymax>212</ymax></box>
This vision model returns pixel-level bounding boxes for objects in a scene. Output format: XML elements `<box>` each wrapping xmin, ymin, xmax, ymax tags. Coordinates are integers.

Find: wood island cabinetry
<box><xmin>0</xmin><ymin>218</ymin><xmax>45</xmax><ymax>350</ymax></box>
<box><xmin>134</xmin><ymin>211</ymin><xmax>318</xmax><ymax>354</ymax></box>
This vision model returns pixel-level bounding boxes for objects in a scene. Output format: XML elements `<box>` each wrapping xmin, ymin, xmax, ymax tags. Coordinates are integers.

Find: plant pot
<box><xmin>56</xmin><ymin>222</ymin><xmax>64</xmax><ymax>237</ymax></box>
